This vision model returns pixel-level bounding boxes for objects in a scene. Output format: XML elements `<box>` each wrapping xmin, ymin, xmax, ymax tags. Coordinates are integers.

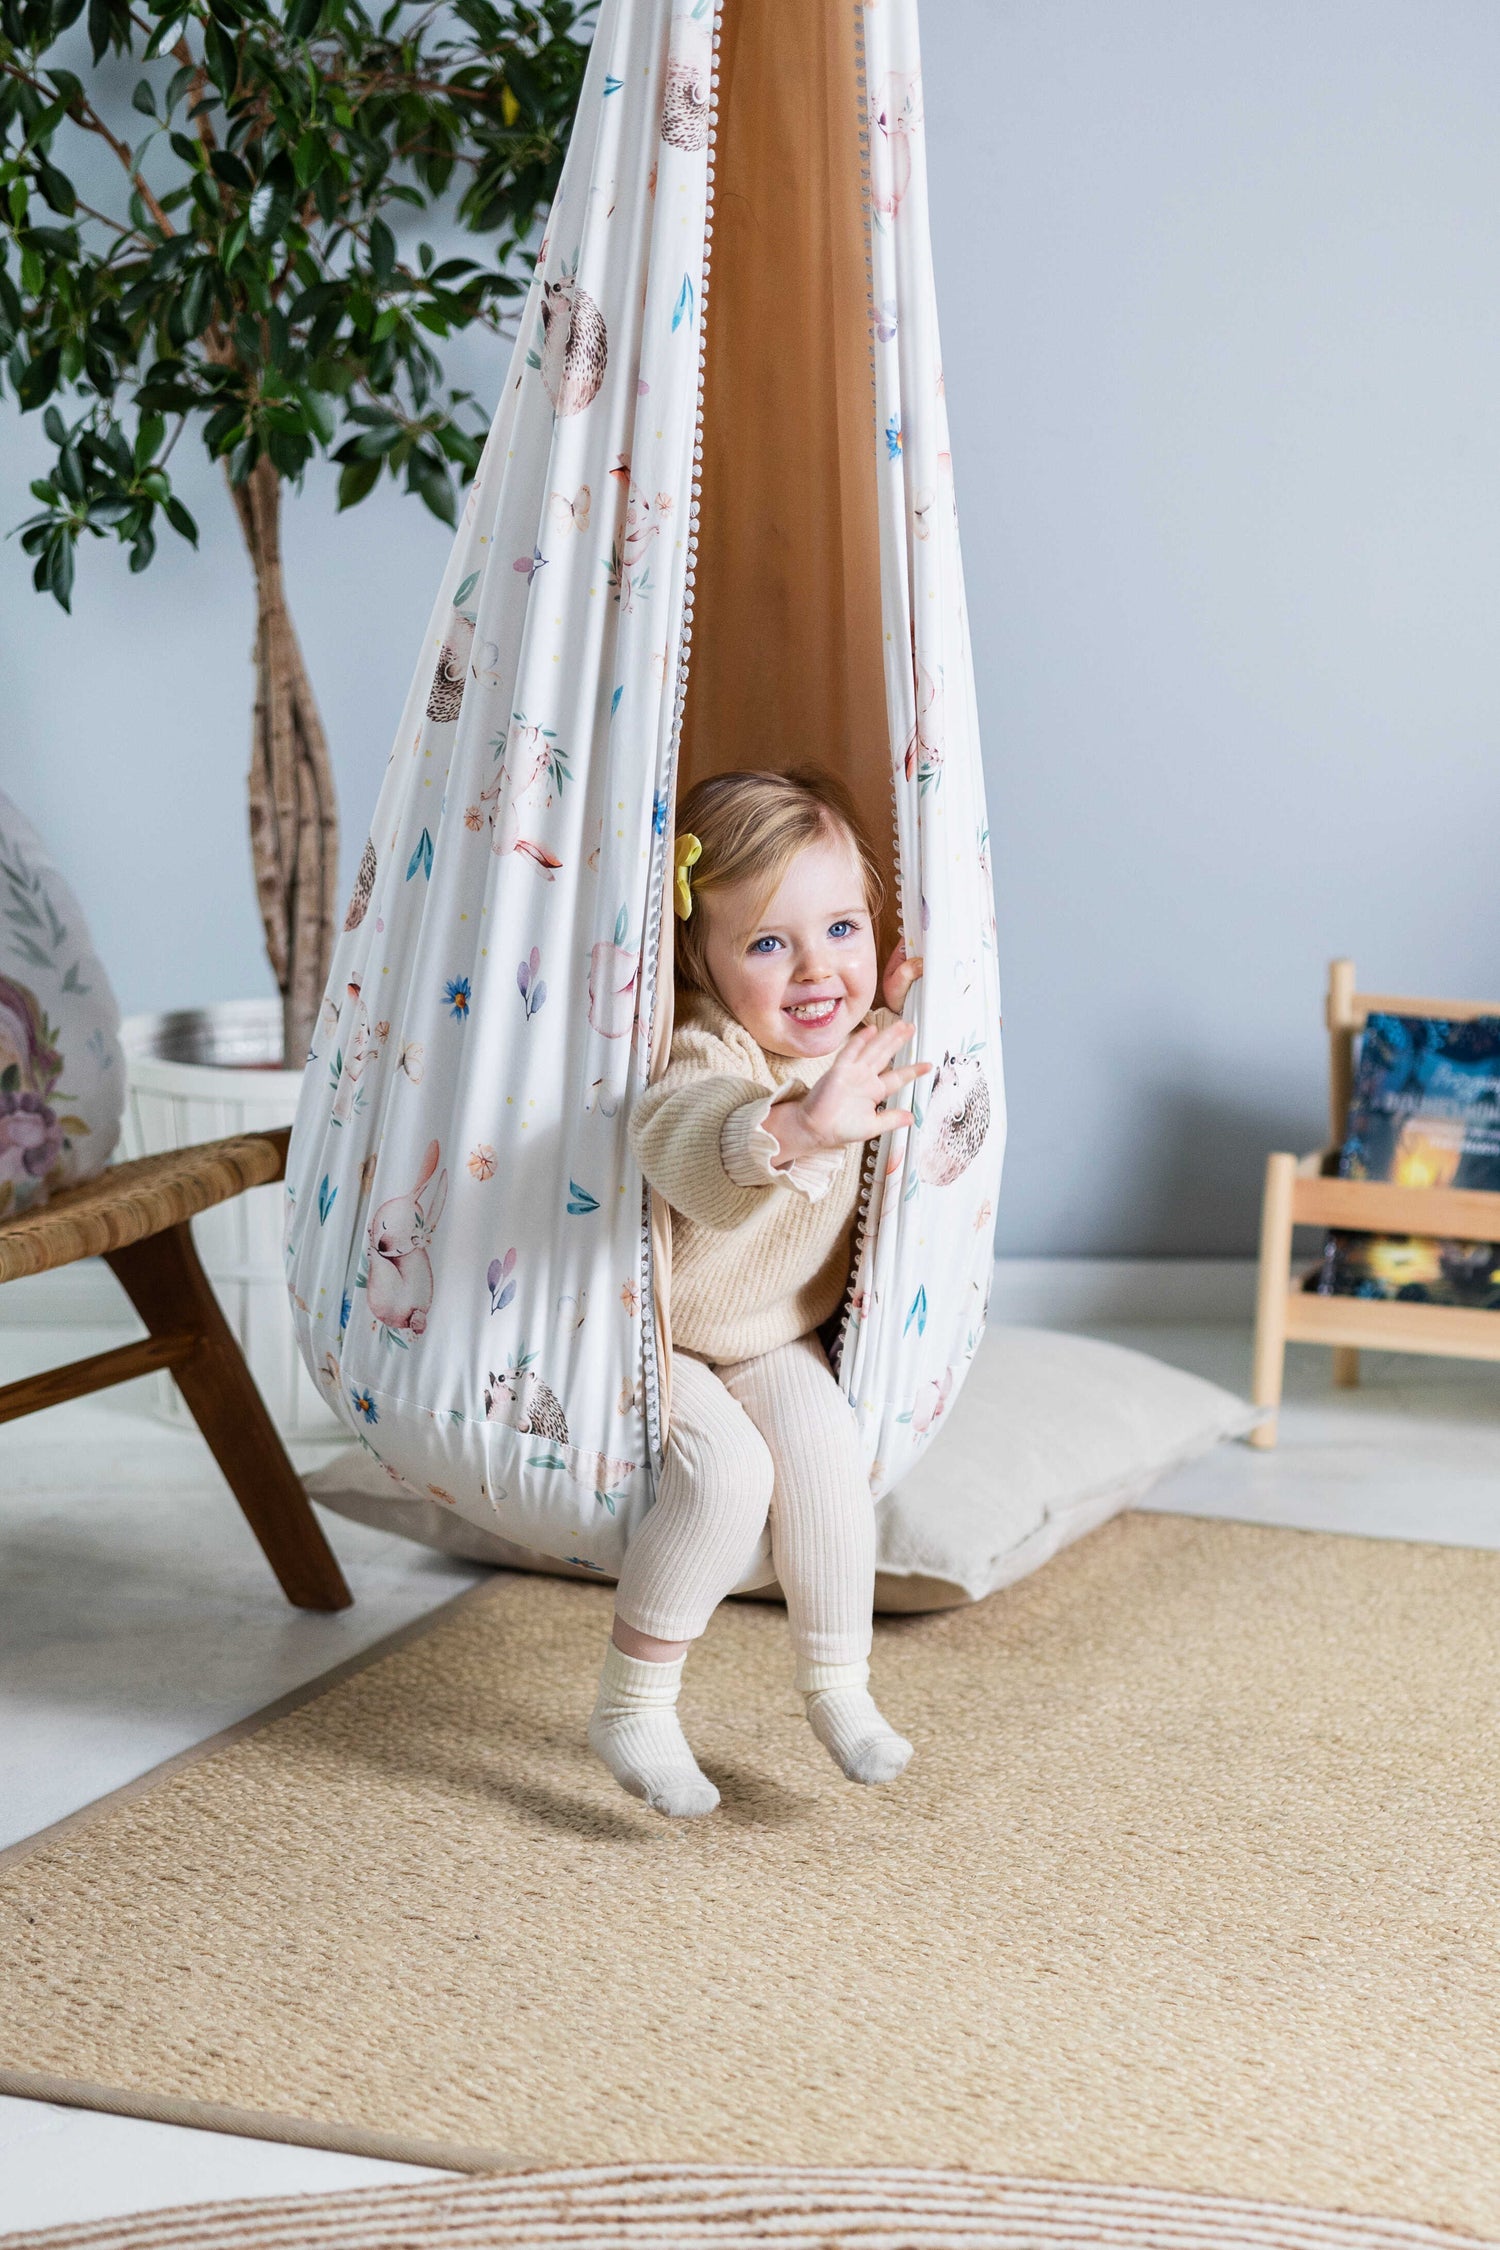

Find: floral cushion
<box><xmin>0</xmin><ymin>792</ymin><xmax>124</xmax><ymax>1218</ymax></box>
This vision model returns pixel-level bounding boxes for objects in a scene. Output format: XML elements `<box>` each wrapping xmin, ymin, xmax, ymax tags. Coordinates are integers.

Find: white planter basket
<box><xmin>121</xmin><ymin>1002</ymin><xmax>341</xmax><ymax>1442</ymax></box>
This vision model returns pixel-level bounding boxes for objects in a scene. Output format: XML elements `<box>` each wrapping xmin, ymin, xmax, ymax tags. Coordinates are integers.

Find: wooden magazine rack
<box><xmin>1250</xmin><ymin>959</ymin><xmax>1500</xmax><ymax>1448</ymax></box>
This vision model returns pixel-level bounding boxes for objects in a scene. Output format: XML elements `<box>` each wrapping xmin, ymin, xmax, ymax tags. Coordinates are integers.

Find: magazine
<box><xmin>1313</xmin><ymin>1011</ymin><xmax>1500</xmax><ymax>1308</ymax></box>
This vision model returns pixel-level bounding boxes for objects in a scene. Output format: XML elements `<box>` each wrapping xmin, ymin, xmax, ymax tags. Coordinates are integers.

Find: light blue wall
<box><xmin>3</xmin><ymin>3</ymin><xmax>1497</xmax><ymax>1254</ymax></box>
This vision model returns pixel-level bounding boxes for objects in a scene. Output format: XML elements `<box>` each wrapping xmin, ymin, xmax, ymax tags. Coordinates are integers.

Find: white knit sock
<box><xmin>796</xmin><ymin>1658</ymin><xmax>913</xmax><ymax>1786</ymax></box>
<box><xmin>588</xmin><ymin>1641</ymin><xmax>720</xmax><ymax>1817</ymax></box>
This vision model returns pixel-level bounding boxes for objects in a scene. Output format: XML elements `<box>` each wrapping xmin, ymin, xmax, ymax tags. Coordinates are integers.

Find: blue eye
<box><xmin>750</xmin><ymin>935</ymin><xmax>782</xmax><ymax>955</ymax></box>
<box><xmin>829</xmin><ymin>920</ymin><xmax>855</xmax><ymax>939</ymax></box>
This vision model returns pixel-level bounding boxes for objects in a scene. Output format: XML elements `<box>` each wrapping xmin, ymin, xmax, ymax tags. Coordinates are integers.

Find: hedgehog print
<box><xmin>484</xmin><ymin>1356</ymin><xmax>636</xmax><ymax>1499</ymax></box>
<box><xmin>426</xmin><ymin>572</ymin><xmax>481</xmax><ymax>724</ymax></box>
<box><xmin>916</xmin><ymin>1051</ymin><xmax>991</xmax><ymax>1186</ymax></box>
<box><xmin>538</xmin><ymin>272</ymin><xmax>608</xmax><ymax>417</ymax></box>
<box><xmin>343</xmin><ymin>836</ymin><xmax>377</xmax><ymax>930</ymax></box>
<box><xmin>660</xmin><ymin>20</ymin><xmax>710</xmax><ymax>150</ymax></box>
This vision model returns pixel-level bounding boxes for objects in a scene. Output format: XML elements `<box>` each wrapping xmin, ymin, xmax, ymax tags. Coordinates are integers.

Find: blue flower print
<box><xmin>444</xmin><ymin>976</ymin><xmax>471</xmax><ymax>1022</ymax></box>
<box><xmin>350</xmin><ymin>1386</ymin><xmax>378</xmax><ymax>1424</ymax></box>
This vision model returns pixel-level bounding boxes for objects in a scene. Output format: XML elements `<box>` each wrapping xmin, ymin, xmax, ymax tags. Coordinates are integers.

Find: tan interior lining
<box><xmin>678</xmin><ymin>0</ymin><xmax>891</xmax><ymax>933</ymax></box>
<box><xmin>649</xmin><ymin>0</ymin><xmax>888</xmax><ymax>1432</ymax></box>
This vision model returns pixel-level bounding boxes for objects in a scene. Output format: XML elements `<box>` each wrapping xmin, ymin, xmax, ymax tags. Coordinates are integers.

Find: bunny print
<box><xmin>366</xmin><ymin>1138</ymin><xmax>448</xmax><ymax>1336</ymax></box>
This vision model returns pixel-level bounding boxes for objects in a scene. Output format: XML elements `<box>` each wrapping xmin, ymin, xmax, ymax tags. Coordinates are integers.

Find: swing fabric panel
<box><xmin>284</xmin><ymin>0</ymin><xmax>1004</xmax><ymax>1579</ymax></box>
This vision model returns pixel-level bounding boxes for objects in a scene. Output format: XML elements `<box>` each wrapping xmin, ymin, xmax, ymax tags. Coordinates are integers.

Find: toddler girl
<box><xmin>588</xmin><ymin>766</ymin><xmax>928</xmax><ymax>1817</ymax></box>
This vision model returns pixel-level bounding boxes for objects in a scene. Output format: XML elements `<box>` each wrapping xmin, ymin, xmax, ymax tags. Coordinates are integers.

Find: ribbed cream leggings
<box><xmin>612</xmin><ymin>1332</ymin><xmax>875</xmax><ymax>1667</ymax></box>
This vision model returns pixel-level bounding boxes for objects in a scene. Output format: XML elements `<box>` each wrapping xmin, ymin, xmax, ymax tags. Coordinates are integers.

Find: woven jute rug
<box><xmin>3</xmin><ymin>1514</ymin><xmax>1499</xmax><ymax>2239</ymax></box>
<box><xmin>8</xmin><ymin>2164</ymin><xmax>1500</xmax><ymax>2250</ymax></box>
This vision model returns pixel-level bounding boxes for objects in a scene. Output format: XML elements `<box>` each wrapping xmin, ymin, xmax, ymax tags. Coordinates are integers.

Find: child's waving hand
<box><xmin>764</xmin><ymin>1019</ymin><xmax>931</xmax><ymax>1173</ymax></box>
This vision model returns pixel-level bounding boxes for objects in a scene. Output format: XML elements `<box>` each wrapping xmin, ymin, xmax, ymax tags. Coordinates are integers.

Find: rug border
<box><xmin>0</xmin><ymin>2065</ymin><xmax>521</xmax><ymax>2173</ymax></box>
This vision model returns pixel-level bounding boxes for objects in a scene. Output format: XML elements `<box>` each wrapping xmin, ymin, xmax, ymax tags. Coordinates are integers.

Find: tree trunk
<box><xmin>226</xmin><ymin>457</ymin><xmax>339</xmax><ymax>1067</ymax></box>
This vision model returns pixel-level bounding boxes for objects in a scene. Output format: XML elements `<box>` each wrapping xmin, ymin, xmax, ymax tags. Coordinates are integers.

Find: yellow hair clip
<box><xmin>673</xmin><ymin>831</ymin><xmax>702</xmax><ymax>920</ymax></box>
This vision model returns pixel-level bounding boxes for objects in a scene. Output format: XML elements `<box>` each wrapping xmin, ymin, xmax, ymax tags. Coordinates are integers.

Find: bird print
<box><xmin>479</xmin><ymin>721</ymin><xmax>565</xmax><ymax>878</ymax></box>
<box><xmin>539</xmin><ymin>274</ymin><xmax>608</xmax><ymax>417</ymax></box>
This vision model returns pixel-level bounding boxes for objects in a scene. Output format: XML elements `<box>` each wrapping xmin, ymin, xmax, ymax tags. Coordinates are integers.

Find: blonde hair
<box><xmin>673</xmin><ymin>765</ymin><xmax>886</xmax><ymax>1001</ymax></box>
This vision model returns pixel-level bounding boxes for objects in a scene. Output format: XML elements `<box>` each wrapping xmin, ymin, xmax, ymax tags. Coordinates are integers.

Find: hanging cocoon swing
<box><xmin>285</xmin><ymin>0</ymin><xmax>1005</xmax><ymax>1581</ymax></box>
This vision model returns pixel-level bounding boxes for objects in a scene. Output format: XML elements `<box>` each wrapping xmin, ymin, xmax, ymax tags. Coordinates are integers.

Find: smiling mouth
<box><xmin>784</xmin><ymin>997</ymin><xmax>841</xmax><ymax>1025</ymax></box>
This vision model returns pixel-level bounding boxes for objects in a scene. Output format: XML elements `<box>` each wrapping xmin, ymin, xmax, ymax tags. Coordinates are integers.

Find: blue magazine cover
<box><xmin>1314</xmin><ymin>1011</ymin><xmax>1500</xmax><ymax>1307</ymax></box>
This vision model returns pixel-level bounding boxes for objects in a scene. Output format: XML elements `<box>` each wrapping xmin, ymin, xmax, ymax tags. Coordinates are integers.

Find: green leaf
<box><xmin>164</xmin><ymin>497</ymin><xmax>199</xmax><ymax>543</ymax></box>
<box><xmin>292</xmin><ymin>130</ymin><xmax>326</xmax><ymax>188</ymax></box>
<box><xmin>203</xmin><ymin>405</ymin><xmax>245</xmax><ymax>451</ymax></box>
<box><xmin>266</xmin><ymin>429</ymin><xmax>308</xmax><ymax>478</ymax></box>
<box><xmin>36</xmin><ymin>165</ymin><xmax>76</xmax><ymax>218</ymax></box>
<box><xmin>412</xmin><ymin>463</ymin><xmax>456</xmax><ymax>525</ymax></box>
<box><xmin>180</xmin><ymin>266</ymin><xmax>214</xmax><ymax>334</ymax></box>
<box><xmin>295</xmin><ymin>384</ymin><xmax>335</xmax><ymax>444</ymax></box>
<box><xmin>131</xmin><ymin>79</ymin><xmax>157</xmax><ymax>117</ymax></box>
<box><xmin>17</xmin><ymin>347</ymin><xmax>61</xmax><ymax>409</ymax></box>
<box><xmin>210</xmin><ymin>149</ymin><xmax>253</xmax><ymax>193</ymax></box>
<box><xmin>43</xmin><ymin>406</ymin><xmax>68</xmax><ymax>447</ymax></box>
<box><xmin>336</xmin><ymin>454</ymin><xmax>380</xmax><ymax>509</ymax></box>
<box><xmin>50</xmin><ymin>534</ymin><xmax>74</xmax><ymax>611</ymax></box>
<box><xmin>20</xmin><ymin>226</ymin><xmax>78</xmax><ymax>257</ymax></box>
<box><xmin>143</xmin><ymin>11</ymin><xmax>190</xmax><ymax>59</ymax></box>
<box><xmin>129</xmin><ymin>522</ymin><xmax>157</xmax><ymax>573</ymax></box>
<box><xmin>368</xmin><ymin>216</ymin><xmax>396</xmax><ymax>284</ymax></box>
<box><xmin>204</xmin><ymin>20</ymin><xmax>237</xmax><ymax>95</ymax></box>
<box><xmin>134</xmin><ymin>413</ymin><xmax>165</xmax><ymax>469</ymax></box>
<box><xmin>312</xmin><ymin>165</ymin><xmax>341</xmax><ymax>225</ymax></box>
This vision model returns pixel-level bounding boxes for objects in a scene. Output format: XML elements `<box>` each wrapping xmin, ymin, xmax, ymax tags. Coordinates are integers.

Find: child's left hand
<box><xmin>883</xmin><ymin>939</ymin><xmax>924</xmax><ymax>1012</ymax></box>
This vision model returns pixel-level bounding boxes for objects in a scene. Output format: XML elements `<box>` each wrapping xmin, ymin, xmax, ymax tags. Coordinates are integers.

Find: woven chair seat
<box><xmin>0</xmin><ymin>1130</ymin><xmax>289</xmax><ymax>1284</ymax></box>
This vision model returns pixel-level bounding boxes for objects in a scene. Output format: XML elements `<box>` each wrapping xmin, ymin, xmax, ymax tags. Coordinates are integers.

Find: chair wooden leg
<box><xmin>105</xmin><ymin>1221</ymin><xmax>353</xmax><ymax>1612</ymax></box>
<box><xmin>1333</xmin><ymin>1345</ymin><xmax>1360</xmax><ymax>1388</ymax></box>
<box><xmin>1249</xmin><ymin>1152</ymin><xmax>1296</xmax><ymax>1450</ymax></box>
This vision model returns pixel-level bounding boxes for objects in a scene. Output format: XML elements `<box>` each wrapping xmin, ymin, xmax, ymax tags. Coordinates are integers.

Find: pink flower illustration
<box><xmin>0</xmin><ymin>1089</ymin><xmax>63</xmax><ymax>1185</ymax></box>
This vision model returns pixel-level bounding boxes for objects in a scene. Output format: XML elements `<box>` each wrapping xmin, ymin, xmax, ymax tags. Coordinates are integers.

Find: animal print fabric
<box><xmin>284</xmin><ymin>0</ymin><xmax>1004</xmax><ymax>1575</ymax></box>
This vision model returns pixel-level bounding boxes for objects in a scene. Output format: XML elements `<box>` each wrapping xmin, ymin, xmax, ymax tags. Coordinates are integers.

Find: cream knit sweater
<box><xmin>630</xmin><ymin>992</ymin><xmax>895</xmax><ymax>1364</ymax></box>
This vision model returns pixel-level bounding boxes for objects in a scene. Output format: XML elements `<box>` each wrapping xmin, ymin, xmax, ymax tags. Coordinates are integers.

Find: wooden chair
<box><xmin>1250</xmin><ymin>959</ymin><xmax>1500</xmax><ymax>1449</ymax></box>
<box><xmin>0</xmin><ymin>1126</ymin><xmax>351</xmax><ymax>1610</ymax></box>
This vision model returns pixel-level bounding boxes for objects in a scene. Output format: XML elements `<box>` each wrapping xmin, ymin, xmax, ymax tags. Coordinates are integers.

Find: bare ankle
<box><xmin>611</xmin><ymin>1616</ymin><xmax>691</xmax><ymax>1663</ymax></box>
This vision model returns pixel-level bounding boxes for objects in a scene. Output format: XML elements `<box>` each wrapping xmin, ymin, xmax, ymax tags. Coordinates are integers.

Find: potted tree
<box><xmin>1</xmin><ymin>0</ymin><xmax>592</xmax><ymax>1432</ymax></box>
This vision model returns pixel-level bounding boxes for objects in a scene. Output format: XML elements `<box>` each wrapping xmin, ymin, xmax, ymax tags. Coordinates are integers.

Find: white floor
<box><xmin>2</xmin><ymin>1318</ymin><xmax>1498</xmax><ymax>2233</ymax></box>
